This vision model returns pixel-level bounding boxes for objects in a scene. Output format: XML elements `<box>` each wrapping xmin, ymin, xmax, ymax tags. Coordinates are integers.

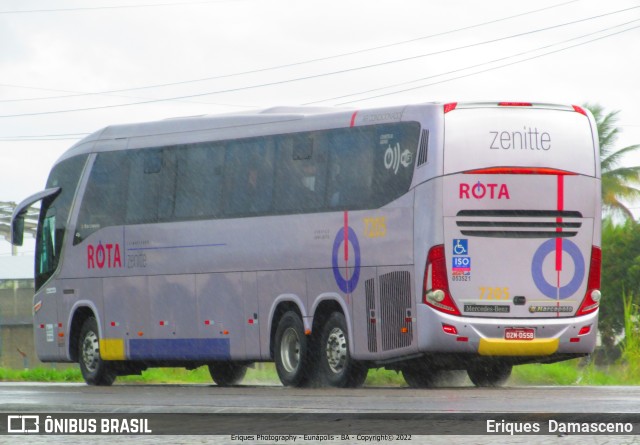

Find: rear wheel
<box><xmin>78</xmin><ymin>317</ymin><xmax>116</xmax><ymax>386</ymax></box>
<box><xmin>208</xmin><ymin>363</ymin><xmax>247</xmax><ymax>386</ymax></box>
<box><xmin>274</xmin><ymin>311</ymin><xmax>312</xmax><ymax>387</ymax></box>
<box><xmin>318</xmin><ymin>312</ymin><xmax>368</xmax><ymax>388</ymax></box>
<box><xmin>467</xmin><ymin>362</ymin><xmax>512</xmax><ymax>387</ymax></box>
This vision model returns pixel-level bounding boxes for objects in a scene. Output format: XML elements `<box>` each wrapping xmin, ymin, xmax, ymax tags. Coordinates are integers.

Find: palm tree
<box><xmin>586</xmin><ymin>103</ymin><xmax>640</xmax><ymax>220</ymax></box>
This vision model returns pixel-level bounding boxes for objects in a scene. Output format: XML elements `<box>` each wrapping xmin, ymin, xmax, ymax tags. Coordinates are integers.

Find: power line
<box><xmin>2</xmin><ymin>6</ymin><xmax>637</xmax><ymax>119</ymax></box>
<box><xmin>306</xmin><ymin>18</ymin><xmax>640</xmax><ymax>105</ymax></box>
<box><xmin>0</xmin><ymin>136</ymin><xmax>89</xmax><ymax>142</ymax></box>
<box><xmin>5</xmin><ymin>21</ymin><xmax>638</xmax><ymax>143</ymax></box>
<box><xmin>0</xmin><ymin>83</ymin><xmax>259</xmax><ymax>108</ymax></box>
<box><xmin>0</xmin><ymin>0</ymin><xmax>581</xmax><ymax>103</ymax></box>
<box><xmin>2</xmin><ymin>23</ymin><xmax>637</xmax><ymax>144</ymax></box>
<box><xmin>0</xmin><ymin>0</ymin><xmax>249</xmax><ymax>14</ymax></box>
<box><xmin>334</xmin><ymin>24</ymin><xmax>640</xmax><ymax>105</ymax></box>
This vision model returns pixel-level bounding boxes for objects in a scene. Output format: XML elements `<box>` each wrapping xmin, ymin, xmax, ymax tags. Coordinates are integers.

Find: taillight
<box><xmin>572</xmin><ymin>105</ymin><xmax>587</xmax><ymax>116</ymax></box>
<box><xmin>464</xmin><ymin>167</ymin><xmax>575</xmax><ymax>176</ymax></box>
<box><xmin>576</xmin><ymin>246</ymin><xmax>601</xmax><ymax>316</ymax></box>
<box><xmin>443</xmin><ymin>103</ymin><xmax>457</xmax><ymax>114</ymax></box>
<box><xmin>423</xmin><ymin>245</ymin><xmax>461</xmax><ymax>316</ymax></box>
<box><xmin>498</xmin><ymin>102</ymin><xmax>532</xmax><ymax>107</ymax></box>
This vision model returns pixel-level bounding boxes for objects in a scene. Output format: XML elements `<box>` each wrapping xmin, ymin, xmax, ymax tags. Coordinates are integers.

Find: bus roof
<box><xmin>55</xmin><ymin>101</ymin><xmax>591</xmax><ymax>165</ymax></box>
<box><xmin>57</xmin><ymin>105</ymin><xmax>365</xmax><ymax>163</ymax></box>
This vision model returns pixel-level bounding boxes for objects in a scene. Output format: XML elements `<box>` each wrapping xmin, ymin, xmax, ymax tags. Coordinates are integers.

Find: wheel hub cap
<box><xmin>326</xmin><ymin>327</ymin><xmax>347</xmax><ymax>374</ymax></box>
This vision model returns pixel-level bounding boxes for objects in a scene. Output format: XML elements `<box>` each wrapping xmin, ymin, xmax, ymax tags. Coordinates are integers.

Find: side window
<box><xmin>125</xmin><ymin>148</ymin><xmax>177</xmax><ymax>225</ymax></box>
<box><xmin>224</xmin><ymin>138</ymin><xmax>275</xmax><ymax>216</ymax></box>
<box><xmin>274</xmin><ymin>132</ymin><xmax>328</xmax><ymax>213</ymax></box>
<box><xmin>326</xmin><ymin>122</ymin><xmax>420</xmax><ymax>210</ymax></box>
<box><xmin>174</xmin><ymin>142</ymin><xmax>225</xmax><ymax>220</ymax></box>
<box><xmin>75</xmin><ymin>151</ymin><xmax>128</xmax><ymax>243</ymax></box>
<box><xmin>327</xmin><ymin>128</ymin><xmax>375</xmax><ymax>209</ymax></box>
<box><xmin>370</xmin><ymin>124</ymin><xmax>419</xmax><ymax>203</ymax></box>
<box><xmin>36</xmin><ymin>154</ymin><xmax>88</xmax><ymax>288</ymax></box>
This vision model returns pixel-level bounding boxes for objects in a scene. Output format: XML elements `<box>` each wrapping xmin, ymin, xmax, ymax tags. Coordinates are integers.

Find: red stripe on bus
<box><xmin>350</xmin><ymin>112</ymin><xmax>358</xmax><ymax>127</ymax></box>
<box><xmin>555</xmin><ymin>175</ymin><xmax>564</xmax><ymax>272</ymax></box>
<box><xmin>343</xmin><ymin>211</ymin><xmax>349</xmax><ymax>262</ymax></box>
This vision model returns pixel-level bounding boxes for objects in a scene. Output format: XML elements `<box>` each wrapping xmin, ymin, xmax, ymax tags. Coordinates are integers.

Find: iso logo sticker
<box><xmin>452</xmin><ymin>256</ymin><xmax>471</xmax><ymax>272</ymax></box>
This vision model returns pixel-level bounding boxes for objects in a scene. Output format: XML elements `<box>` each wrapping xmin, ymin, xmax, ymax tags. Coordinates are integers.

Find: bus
<box><xmin>11</xmin><ymin>101</ymin><xmax>601</xmax><ymax>387</ymax></box>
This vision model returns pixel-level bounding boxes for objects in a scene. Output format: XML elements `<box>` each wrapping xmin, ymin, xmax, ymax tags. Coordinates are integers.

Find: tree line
<box><xmin>591</xmin><ymin>103</ymin><xmax>640</xmax><ymax>355</ymax></box>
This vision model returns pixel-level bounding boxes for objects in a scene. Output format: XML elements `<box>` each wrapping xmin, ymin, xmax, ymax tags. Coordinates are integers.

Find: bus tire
<box><xmin>208</xmin><ymin>363</ymin><xmax>247</xmax><ymax>386</ymax></box>
<box><xmin>274</xmin><ymin>311</ymin><xmax>311</xmax><ymax>387</ymax></box>
<box><xmin>318</xmin><ymin>312</ymin><xmax>368</xmax><ymax>388</ymax></box>
<box><xmin>78</xmin><ymin>317</ymin><xmax>116</xmax><ymax>386</ymax></box>
<box><xmin>467</xmin><ymin>362</ymin><xmax>512</xmax><ymax>387</ymax></box>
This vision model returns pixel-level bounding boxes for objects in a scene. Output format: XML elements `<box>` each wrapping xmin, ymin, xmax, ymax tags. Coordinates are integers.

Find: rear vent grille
<box><xmin>379</xmin><ymin>271</ymin><xmax>413</xmax><ymax>351</ymax></box>
<box><xmin>365</xmin><ymin>278</ymin><xmax>377</xmax><ymax>353</ymax></box>
<box><xmin>417</xmin><ymin>129</ymin><xmax>429</xmax><ymax>166</ymax></box>
<box><xmin>456</xmin><ymin>210</ymin><xmax>583</xmax><ymax>238</ymax></box>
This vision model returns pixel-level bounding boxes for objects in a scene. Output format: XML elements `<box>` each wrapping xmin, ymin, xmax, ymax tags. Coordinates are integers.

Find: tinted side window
<box><xmin>326</xmin><ymin>122</ymin><xmax>419</xmax><ymax>210</ymax></box>
<box><xmin>126</xmin><ymin>148</ymin><xmax>177</xmax><ymax>224</ymax></box>
<box><xmin>73</xmin><ymin>121</ymin><xmax>420</xmax><ymax>241</ymax></box>
<box><xmin>370</xmin><ymin>123</ymin><xmax>419</xmax><ymax>205</ymax></box>
<box><xmin>274</xmin><ymin>132</ymin><xmax>328</xmax><ymax>213</ymax></box>
<box><xmin>75</xmin><ymin>151</ymin><xmax>128</xmax><ymax>243</ymax></box>
<box><xmin>174</xmin><ymin>142</ymin><xmax>225</xmax><ymax>220</ymax></box>
<box><xmin>224</xmin><ymin>138</ymin><xmax>275</xmax><ymax>217</ymax></box>
<box><xmin>36</xmin><ymin>155</ymin><xmax>88</xmax><ymax>288</ymax></box>
<box><xmin>326</xmin><ymin>128</ymin><xmax>376</xmax><ymax>209</ymax></box>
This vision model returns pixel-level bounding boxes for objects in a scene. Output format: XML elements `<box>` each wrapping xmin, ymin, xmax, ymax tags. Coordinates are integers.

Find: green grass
<box><xmin>510</xmin><ymin>360</ymin><xmax>623</xmax><ymax>386</ymax></box>
<box><xmin>0</xmin><ymin>367</ymin><xmax>84</xmax><ymax>382</ymax></box>
<box><xmin>1</xmin><ymin>360</ymin><xmax>634</xmax><ymax>386</ymax></box>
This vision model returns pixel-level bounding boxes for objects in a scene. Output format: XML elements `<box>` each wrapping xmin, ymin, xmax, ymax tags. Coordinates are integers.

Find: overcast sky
<box><xmin>1</xmin><ymin>0</ymin><xmax>639</xmax><ymax>255</ymax></box>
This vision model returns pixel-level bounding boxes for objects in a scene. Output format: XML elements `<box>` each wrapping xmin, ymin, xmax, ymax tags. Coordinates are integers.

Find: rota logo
<box><xmin>87</xmin><ymin>242</ymin><xmax>122</xmax><ymax>269</ymax></box>
<box><xmin>459</xmin><ymin>181</ymin><xmax>510</xmax><ymax>200</ymax></box>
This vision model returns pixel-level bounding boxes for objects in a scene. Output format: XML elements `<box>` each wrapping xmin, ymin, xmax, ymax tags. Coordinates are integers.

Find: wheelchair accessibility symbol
<box><xmin>453</xmin><ymin>239</ymin><xmax>468</xmax><ymax>255</ymax></box>
<box><xmin>531</xmin><ymin>238</ymin><xmax>585</xmax><ymax>299</ymax></box>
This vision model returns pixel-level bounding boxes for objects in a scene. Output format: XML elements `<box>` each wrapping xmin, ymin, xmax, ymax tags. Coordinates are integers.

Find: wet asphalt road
<box><xmin>1</xmin><ymin>383</ymin><xmax>639</xmax><ymax>444</ymax></box>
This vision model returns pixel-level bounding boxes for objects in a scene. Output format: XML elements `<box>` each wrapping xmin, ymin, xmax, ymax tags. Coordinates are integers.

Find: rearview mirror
<box><xmin>12</xmin><ymin>215</ymin><xmax>24</xmax><ymax>246</ymax></box>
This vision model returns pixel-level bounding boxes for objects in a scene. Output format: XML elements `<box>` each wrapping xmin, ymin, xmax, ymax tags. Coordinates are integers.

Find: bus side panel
<box><xmin>102</xmin><ymin>276</ymin><xmax>149</xmax><ymax>360</ymax></box>
<box><xmin>60</xmin><ymin>277</ymin><xmax>103</xmax><ymax>362</ymax></box>
<box><xmin>145</xmin><ymin>274</ymin><xmax>199</xmax><ymax>360</ymax></box>
<box><xmin>241</xmin><ymin>272</ymin><xmax>261</xmax><ymax>360</ymax></box>
<box><xmin>32</xmin><ymin>286</ymin><xmax>63</xmax><ymax>362</ymax></box>
<box><xmin>196</xmin><ymin>272</ymin><xmax>245</xmax><ymax>361</ymax></box>
<box><xmin>412</xmin><ymin>178</ymin><xmax>444</xmax><ymax>340</ymax></box>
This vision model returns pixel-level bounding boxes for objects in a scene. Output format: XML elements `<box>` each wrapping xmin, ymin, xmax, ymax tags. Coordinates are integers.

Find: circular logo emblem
<box><xmin>331</xmin><ymin>226</ymin><xmax>361</xmax><ymax>294</ymax></box>
<box><xmin>531</xmin><ymin>238</ymin><xmax>585</xmax><ymax>299</ymax></box>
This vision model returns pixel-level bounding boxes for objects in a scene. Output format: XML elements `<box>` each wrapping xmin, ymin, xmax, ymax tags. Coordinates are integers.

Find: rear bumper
<box><xmin>416</xmin><ymin>304</ymin><xmax>598</xmax><ymax>356</ymax></box>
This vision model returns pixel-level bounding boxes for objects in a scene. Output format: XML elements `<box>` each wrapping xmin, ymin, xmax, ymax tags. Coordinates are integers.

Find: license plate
<box><xmin>504</xmin><ymin>327</ymin><xmax>535</xmax><ymax>340</ymax></box>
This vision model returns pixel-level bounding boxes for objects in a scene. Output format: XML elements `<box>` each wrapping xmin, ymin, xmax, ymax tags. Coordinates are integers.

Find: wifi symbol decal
<box><xmin>384</xmin><ymin>143</ymin><xmax>412</xmax><ymax>175</ymax></box>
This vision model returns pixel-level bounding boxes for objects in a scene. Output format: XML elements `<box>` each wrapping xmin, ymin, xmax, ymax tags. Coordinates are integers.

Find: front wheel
<box><xmin>78</xmin><ymin>317</ymin><xmax>116</xmax><ymax>386</ymax></box>
<box><xmin>208</xmin><ymin>363</ymin><xmax>247</xmax><ymax>386</ymax></box>
<box><xmin>467</xmin><ymin>361</ymin><xmax>512</xmax><ymax>387</ymax></box>
<box><xmin>318</xmin><ymin>312</ymin><xmax>367</xmax><ymax>388</ymax></box>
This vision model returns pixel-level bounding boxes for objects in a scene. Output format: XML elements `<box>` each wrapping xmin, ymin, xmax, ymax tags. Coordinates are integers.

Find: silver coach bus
<box><xmin>12</xmin><ymin>102</ymin><xmax>601</xmax><ymax>387</ymax></box>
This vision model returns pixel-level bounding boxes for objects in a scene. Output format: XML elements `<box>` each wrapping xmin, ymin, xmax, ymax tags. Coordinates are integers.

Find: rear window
<box><xmin>444</xmin><ymin>108</ymin><xmax>596</xmax><ymax>176</ymax></box>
